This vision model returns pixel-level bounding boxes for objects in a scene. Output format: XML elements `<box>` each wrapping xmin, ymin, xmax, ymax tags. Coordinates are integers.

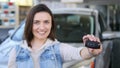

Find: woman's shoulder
<box><xmin>9</xmin><ymin>40</ymin><xmax>28</xmax><ymax>53</ymax></box>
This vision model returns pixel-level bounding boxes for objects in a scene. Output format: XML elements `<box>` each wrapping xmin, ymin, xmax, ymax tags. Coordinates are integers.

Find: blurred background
<box><xmin>0</xmin><ymin>0</ymin><xmax>120</xmax><ymax>32</ymax></box>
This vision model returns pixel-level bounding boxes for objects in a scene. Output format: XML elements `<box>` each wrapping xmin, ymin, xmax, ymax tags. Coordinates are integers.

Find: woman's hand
<box><xmin>80</xmin><ymin>34</ymin><xmax>102</xmax><ymax>59</ymax></box>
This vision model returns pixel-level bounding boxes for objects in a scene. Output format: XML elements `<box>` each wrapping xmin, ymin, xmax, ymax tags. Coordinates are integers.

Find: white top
<box><xmin>8</xmin><ymin>39</ymin><xmax>83</xmax><ymax>68</ymax></box>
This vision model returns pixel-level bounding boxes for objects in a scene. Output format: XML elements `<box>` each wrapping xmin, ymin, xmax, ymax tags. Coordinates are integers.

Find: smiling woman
<box><xmin>32</xmin><ymin>12</ymin><xmax>52</xmax><ymax>42</ymax></box>
<box><xmin>7</xmin><ymin>4</ymin><xmax>102</xmax><ymax>68</ymax></box>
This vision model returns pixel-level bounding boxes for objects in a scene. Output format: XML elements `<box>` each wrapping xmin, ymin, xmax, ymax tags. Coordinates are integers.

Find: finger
<box><xmin>83</xmin><ymin>34</ymin><xmax>90</xmax><ymax>43</ymax></box>
<box><xmin>95</xmin><ymin>37</ymin><xmax>101</xmax><ymax>42</ymax></box>
<box><xmin>83</xmin><ymin>34</ymin><xmax>100</xmax><ymax>42</ymax></box>
<box><xmin>83</xmin><ymin>34</ymin><xmax>94</xmax><ymax>40</ymax></box>
<box><xmin>83</xmin><ymin>34</ymin><xmax>89</xmax><ymax>40</ymax></box>
<box><xmin>87</xmin><ymin>35</ymin><xmax>97</xmax><ymax>41</ymax></box>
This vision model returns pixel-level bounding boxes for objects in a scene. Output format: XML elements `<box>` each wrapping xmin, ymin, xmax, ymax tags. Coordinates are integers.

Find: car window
<box><xmin>98</xmin><ymin>13</ymin><xmax>107</xmax><ymax>32</ymax></box>
<box><xmin>54</xmin><ymin>14</ymin><xmax>95</xmax><ymax>42</ymax></box>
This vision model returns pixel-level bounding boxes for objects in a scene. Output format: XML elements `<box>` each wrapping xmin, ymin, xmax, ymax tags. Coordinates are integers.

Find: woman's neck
<box><xmin>31</xmin><ymin>38</ymin><xmax>47</xmax><ymax>50</ymax></box>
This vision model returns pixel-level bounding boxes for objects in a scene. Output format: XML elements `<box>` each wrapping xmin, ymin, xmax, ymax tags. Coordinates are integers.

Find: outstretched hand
<box><xmin>82</xmin><ymin>34</ymin><xmax>102</xmax><ymax>57</ymax></box>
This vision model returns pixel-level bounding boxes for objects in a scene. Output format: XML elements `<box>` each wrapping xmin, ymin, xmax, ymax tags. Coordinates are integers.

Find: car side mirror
<box><xmin>102</xmin><ymin>31</ymin><xmax>120</xmax><ymax>40</ymax></box>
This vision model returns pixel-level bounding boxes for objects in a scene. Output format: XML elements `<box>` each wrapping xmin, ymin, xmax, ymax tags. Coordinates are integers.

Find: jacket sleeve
<box><xmin>59</xmin><ymin>43</ymin><xmax>84</xmax><ymax>62</ymax></box>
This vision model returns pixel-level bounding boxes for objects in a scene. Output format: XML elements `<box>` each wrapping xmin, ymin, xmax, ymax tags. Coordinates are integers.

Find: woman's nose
<box><xmin>38</xmin><ymin>23</ymin><xmax>45</xmax><ymax>29</ymax></box>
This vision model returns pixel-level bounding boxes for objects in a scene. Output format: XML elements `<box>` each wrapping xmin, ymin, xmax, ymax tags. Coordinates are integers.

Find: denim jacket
<box><xmin>15</xmin><ymin>43</ymin><xmax>63</xmax><ymax>68</ymax></box>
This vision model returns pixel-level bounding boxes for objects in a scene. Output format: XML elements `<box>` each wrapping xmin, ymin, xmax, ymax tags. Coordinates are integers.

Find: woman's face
<box><xmin>32</xmin><ymin>12</ymin><xmax>52</xmax><ymax>40</ymax></box>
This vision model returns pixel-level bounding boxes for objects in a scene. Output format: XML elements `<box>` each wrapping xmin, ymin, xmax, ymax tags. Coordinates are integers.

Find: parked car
<box><xmin>0</xmin><ymin>20</ymin><xmax>25</xmax><ymax>68</ymax></box>
<box><xmin>51</xmin><ymin>8</ymin><xmax>113</xmax><ymax>68</ymax></box>
<box><xmin>0</xmin><ymin>7</ymin><xmax>120</xmax><ymax>68</ymax></box>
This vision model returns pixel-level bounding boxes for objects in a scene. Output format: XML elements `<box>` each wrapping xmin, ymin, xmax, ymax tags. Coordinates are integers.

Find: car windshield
<box><xmin>54</xmin><ymin>14</ymin><xmax>95</xmax><ymax>43</ymax></box>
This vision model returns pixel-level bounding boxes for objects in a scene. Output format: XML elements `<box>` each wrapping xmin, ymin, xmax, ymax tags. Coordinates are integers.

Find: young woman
<box><xmin>8</xmin><ymin>4</ymin><xmax>102</xmax><ymax>68</ymax></box>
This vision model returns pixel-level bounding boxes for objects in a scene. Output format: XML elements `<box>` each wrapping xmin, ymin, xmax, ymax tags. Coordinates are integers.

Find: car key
<box><xmin>85</xmin><ymin>40</ymin><xmax>100</xmax><ymax>49</ymax></box>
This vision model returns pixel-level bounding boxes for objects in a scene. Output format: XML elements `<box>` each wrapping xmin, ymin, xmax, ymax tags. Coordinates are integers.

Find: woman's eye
<box><xmin>44</xmin><ymin>21</ymin><xmax>50</xmax><ymax>24</ymax></box>
<box><xmin>33</xmin><ymin>21</ymin><xmax>39</xmax><ymax>24</ymax></box>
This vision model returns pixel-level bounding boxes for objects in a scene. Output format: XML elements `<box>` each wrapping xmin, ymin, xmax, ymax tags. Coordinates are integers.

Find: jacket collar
<box><xmin>20</xmin><ymin>39</ymin><xmax>59</xmax><ymax>52</ymax></box>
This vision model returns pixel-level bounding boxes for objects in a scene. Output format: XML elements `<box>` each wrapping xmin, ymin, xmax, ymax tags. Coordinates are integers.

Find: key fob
<box><xmin>85</xmin><ymin>40</ymin><xmax>100</xmax><ymax>49</ymax></box>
